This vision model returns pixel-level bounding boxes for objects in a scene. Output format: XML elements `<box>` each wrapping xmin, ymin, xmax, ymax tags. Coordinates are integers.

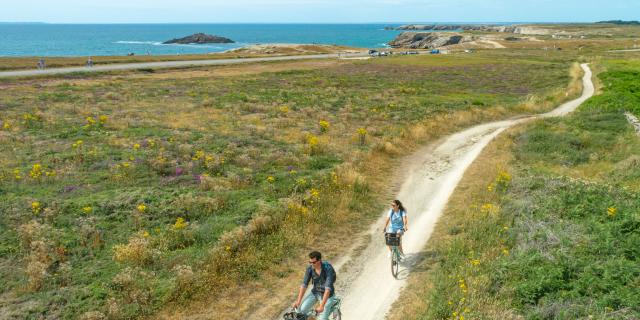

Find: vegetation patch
<box><xmin>394</xmin><ymin>58</ymin><xmax>640</xmax><ymax>320</ymax></box>
<box><xmin>0</xmin><ymin>53</ymin><xmax>574</xmax><ymax>318</ymax></box>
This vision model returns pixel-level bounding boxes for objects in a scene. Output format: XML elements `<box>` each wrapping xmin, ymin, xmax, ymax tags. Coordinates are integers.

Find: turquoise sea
<box><xmin>0</xmin><ymin>24</ymin><xmax>412</xmax><ymax>57</ymax></box>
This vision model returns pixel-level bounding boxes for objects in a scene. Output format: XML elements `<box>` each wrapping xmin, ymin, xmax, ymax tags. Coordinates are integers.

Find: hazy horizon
<box><xmin>2</xmin><ymin>0</ymin><xmax>639</xmax><ymax>24</ymax></box>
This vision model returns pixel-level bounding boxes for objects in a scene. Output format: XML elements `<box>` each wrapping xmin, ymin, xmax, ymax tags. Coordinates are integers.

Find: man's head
<box><xmin>308</xmin><ymin>251</ymin><xmax>322</xmax><ymax>266</ymax></box>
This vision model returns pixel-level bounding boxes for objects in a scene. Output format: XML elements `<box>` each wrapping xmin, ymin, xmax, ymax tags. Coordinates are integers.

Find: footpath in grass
<box><xmin>393</xmin><ymin>59</ymin><xmax>640</xmax><ymax>320</ymax></box>
<box><xmin>0</xmin><ymin>53</ymin><xmax>574</xmax><ymax>319</ymax></box>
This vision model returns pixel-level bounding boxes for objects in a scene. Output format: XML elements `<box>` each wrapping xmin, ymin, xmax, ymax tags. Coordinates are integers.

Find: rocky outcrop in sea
<box><xmin>388</xmin><ymin>32</ymin><xmax>474</xmax><ymax>49</ymax></box>
<box><xmin>163</xmin><ymin>33</ymin><xmax>234</xmax><ymax>44</ymax></box>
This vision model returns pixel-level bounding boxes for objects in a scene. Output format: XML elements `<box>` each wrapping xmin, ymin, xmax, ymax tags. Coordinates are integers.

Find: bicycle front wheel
<box><xmin>391</xmin><ymin>248</ymin><xmax>399</xmax><ymax>278</ymax></box>
<box><xmin>332</xmin><ymin>308</ymin><xmax>342</xmax><ymax>320</ymax></box>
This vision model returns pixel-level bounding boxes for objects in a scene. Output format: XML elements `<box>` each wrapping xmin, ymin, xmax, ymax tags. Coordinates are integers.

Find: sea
<box><xmin>0</xmin><ymin>23</ymin><xmax>414</xmax><ymax>57</ymax></box>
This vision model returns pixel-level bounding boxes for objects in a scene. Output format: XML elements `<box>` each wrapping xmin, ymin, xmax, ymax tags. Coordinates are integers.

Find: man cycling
<box><xmin>292</xmin><ymin>251</ymin><xmax>338</xmax><ymax>320</ymax></box>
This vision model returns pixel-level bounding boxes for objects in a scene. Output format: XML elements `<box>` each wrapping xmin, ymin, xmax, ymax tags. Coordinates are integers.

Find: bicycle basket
<box><xmin>385</xmin><ymin>233</ymin><xmax>401</xmax><ymax>246</ymax></box>
<box><xmin>283</xmin><ymin>311</ymin><xmax>307</xmax><ymax>320</ymax></box>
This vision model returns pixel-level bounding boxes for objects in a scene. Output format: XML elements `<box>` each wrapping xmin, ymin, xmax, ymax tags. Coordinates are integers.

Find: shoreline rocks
<box><xmin>163</xmin><ymin>33</ymin><xmax>234</xmax><ymax>44</ymax></box>
<box><xmin>388</xmin><ymin>32</ymin><xmax>474</xmax><ymax>49</ymax></box>
<box><xmin>387</xmin><ymin>24</ymin><xmax>530</xmax><ymax>33</ymax></box>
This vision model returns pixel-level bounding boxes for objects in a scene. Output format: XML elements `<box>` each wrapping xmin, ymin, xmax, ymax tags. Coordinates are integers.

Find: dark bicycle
<box><xmin>385</xmin><ymin>233</ymin><xmax>402</xmax><ymax>278</ymax></box>
<box><xmin>283</xmin><ymin>297</ymin><xmax>342</xmax><ymax>320</ymax></box>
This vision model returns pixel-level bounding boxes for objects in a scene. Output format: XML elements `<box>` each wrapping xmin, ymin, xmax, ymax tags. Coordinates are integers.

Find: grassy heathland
<box><xmin>0</xmin><ymin>53</ymin><xmax>575</xmax><ymax>319</ymax></box>
<box><xmin>392</xmin><ymin>59</ymin><xmax>640</xmax><ymax>319</ymax></box>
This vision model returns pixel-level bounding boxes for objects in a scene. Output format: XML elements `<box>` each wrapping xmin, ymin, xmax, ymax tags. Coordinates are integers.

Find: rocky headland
<box><xmin>388</xmin><ymin>32</ymin><xmax>474</xmax><ymax>49</ymax></box>
<box><xmin>387</xmin><ymin>24</ymin><xmax>516</xmax><ymax>32</ymax></box>
<box><xmin>163</xmin><ymin>33</ymin><xmax>234</xmax><ymax>44</ymax></box>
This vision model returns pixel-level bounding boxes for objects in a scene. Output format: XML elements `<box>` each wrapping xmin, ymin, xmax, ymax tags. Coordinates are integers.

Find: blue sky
<box><xmin>2</xmin><ymin>0</ymin><xmax>639</xmax><ymax>23</ymax></box>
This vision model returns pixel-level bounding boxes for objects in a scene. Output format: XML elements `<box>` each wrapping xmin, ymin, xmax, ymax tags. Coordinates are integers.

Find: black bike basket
<box><xmin>385</xmin><ymin>233</ymin><xmax>401</xmax><ymax>246</ymax></box>
<box><xmin>283</xmin><ymin>311</ymin><xmax>307</xmax><ymax>320</ymax></box>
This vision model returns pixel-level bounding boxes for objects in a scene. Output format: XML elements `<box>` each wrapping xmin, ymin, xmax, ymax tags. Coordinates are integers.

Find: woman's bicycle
<box><xmin>283</xmin><ymin>297</ymin><xmax>342</xmax><ymax>320</ymax></box>
<box><xmin>385</xmin><ymin>233</ymin><xmax>402</xmax><ymax>278</ymax></box>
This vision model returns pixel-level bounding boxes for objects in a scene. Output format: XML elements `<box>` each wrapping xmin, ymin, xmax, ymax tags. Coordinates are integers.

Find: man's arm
<box><xmin>294</xmin><ymin>268</ymin><xmax>311</xmax><ymax>308</ymax></box>
<box><xmin>403</xmin><ymin>214</ymin><xmax>408</xmax><ymax>232</ymax></box>
<box><xmin>317</xmin><ymin>288</ymin><xmax>331</xmax><ymax>312</ymax></box>
<box><xmin>317</xmin><ymin>266</ymin><xmax>336</xmax><ymax>312</ymax></box>
<box><xmin>294</xmin><ymin>286</ymin><xmax>306</xmax><ymax>308</ymax></box>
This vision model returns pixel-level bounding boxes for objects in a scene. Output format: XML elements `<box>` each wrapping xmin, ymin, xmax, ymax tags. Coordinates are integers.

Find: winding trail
<box><xmin>336</xmin><ymin>63</ymin><xmax>593</xmax><ymax>320</ymax></box>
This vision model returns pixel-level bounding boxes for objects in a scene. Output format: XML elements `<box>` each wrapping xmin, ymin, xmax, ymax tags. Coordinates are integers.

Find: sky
<box><xmin>1</xmin><ymin>0</ymin><xmax>639</xmax><ymax>23</ymax></box>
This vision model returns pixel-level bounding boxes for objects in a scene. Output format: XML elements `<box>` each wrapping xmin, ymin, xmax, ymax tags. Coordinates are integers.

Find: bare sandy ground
<box><xmin>625</xmin><ymin>112</ymin><xmax>640</xmax><ymax>135</ymax></box>
<box><xmin>331</xmin><ymin>64</ymin><xmax>593</xmax><ymax>320</ymax></box>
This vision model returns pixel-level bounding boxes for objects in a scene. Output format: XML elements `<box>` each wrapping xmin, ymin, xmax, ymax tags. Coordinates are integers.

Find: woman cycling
<box><xmin>382</xmin><ymin>199</ymin><xmax>408</xmax><ymax>257</ymax></box>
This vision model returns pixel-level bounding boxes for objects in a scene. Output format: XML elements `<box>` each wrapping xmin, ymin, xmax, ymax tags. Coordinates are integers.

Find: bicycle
<box><xmin>284</xmin><ymin>296</ymin><xmax>342</xmax><ymax>320</ymax></box>
<box><xmin>385</xmin><ymin>232</ymin><xmax>402</xmax><ymax>278</ymax></box>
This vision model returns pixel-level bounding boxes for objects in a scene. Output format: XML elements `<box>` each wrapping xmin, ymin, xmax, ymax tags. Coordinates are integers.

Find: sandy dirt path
<box><xmin>0</xmin><ymin>53</ymin><xmax>367</xmax><ymax>78</ymax></box>
<box><xmin>335</xmin><ymin>63</ymin><xmax>593</xmax><ymax>320</ymax></box>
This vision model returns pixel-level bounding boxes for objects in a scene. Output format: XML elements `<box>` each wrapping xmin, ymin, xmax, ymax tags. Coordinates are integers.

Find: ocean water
<box><xmin>0</xmin><ymin>24</ymin><xmax>409</xmax><ymax>57</ymax></box>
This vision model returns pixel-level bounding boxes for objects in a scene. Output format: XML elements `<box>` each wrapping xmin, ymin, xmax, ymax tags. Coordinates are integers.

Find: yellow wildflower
<box><xmin>480</xmin><ymin>203</ymin><xmax>496</xmax><ymax>214</ymax></box>
<box><xmin>29</xmin><ymin>164</ymin><xmax>43</xmax><ymax>179</ymax></box>
<box><xmin>98</xmin><ymin>115</ymin><xmax>108</xmax><ymax>123</ymax></box>
<box><xmin>310</xmin><ymin>188</ymin><xmax>320</xmax><ymax>199</ymax></box>
<box><xmin>502</xmin><ymin>248</ymin><xmax>510</xmax><ymax>256</ymax></box>
<box><xmin>82</xmin><ymin>206</ymin><xmax>93</xmax><ymax>214</ymax></box>
<box><xmin>133</xmin><ymin>143</ymin><xmax>141</xmax><ymax>150</ymax></box>
<box><xmin>607</xmin><ymin>207</ymin><xmax>617</xmax><ymax>217</ymax></box>
<box><xmin>471</xmin><ymin>259</ymin><xmax>480</xmax><ymax>266</ymax></box>
<box><xmin>86</xmin><ymin>116</ymin><xmax>96</xmax><ymax>125</ymax></box>
<box><xmin>357</xmin><ymin>127</ymin><xmax>367</xmax><ymax>145</ymax></box>
<box><xmin>13</xmin><ymin>169</ymin><xmax>22</xmax><ymax>181</ymax></box>
<box><xmin>173</xmin><ymin>217</ymin><xmax>187</xmax><ymax>230</ymax></box>
<box><xmin>143</xmin><ymin>231</ymin><xmax>150</xmax><ymax>238</ymax></box>
<box><xmin>122</xmin><ymin>162</ymin><xmax>130</xmax><ymax>168</ymax></box>
<box><xmin>266</xmin><ymin>176</ymin><xmax>275</xmax><ymax>183</ymax></box>
<box><xmin>192</xmin><ymin>150</ymin><xmax>205</xmax><ymax>160</ymax></box>
<box><xmin>72</xmin><ymin>140</ymin><xmax>83</xmax><ymax>148</ymax></box>
<box><xmin>279</xmin><ymin>105</ymin><xmax>290</xmax><ymax>114</ymax></box>
<box><xmin>137</xmin><ymin>203</ymin><xmax>147</xmax><ymax>213</ymax></box>
<box><xmin>319</xmin><ymin>120</ymin><xmax>330</xmax><ymax>133</ymax></box>
<box><xmin>31</xmin><ymin>201</ymin><xmax>41</xmax><ymax>214</ymax></box>
<box><xmin>307</xmin><ymin>135</ymin><xmax>319</xmax><ymax>147</ymax></box>
<box><xmin>2</xmin><ymin>121</ymin><xmax>11</xmax><ymax>130</ymax></box>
